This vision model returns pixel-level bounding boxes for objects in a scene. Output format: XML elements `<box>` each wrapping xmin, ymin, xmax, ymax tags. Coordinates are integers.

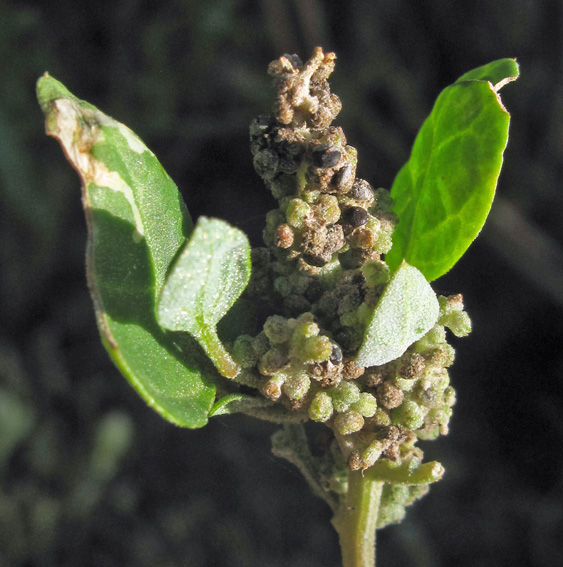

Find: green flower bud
<box><xmin>302</xmin><ymin>190</ymin><xmax>320</xmax><ymax>204</ymax></box>
<box><xmin>232</xmin><ymin>335</ymin><xmax>258</xmax><ymax>368</ymax></box>
<box><xmin>443</xmin><ymin>385</ymin><xmax>456</xmax><ymax>407</ymax></box>
<box><xmin>361</xmin><ymin>260</ymin><xmax>390</xmax><ymax>288</ymax></box>
<box><xmin>394</xmin><ymin>377</ymin><xmax>417</xmax><ymax>392</ymax></box>
<box><xmin>376</xmin><ymin>229</ymin><xmax>393</xmax><ymax>254</ymax></box>
<box><xmin>317</xmin><ymin>194</ymin><xmax>341</xmax><ymax>224</ymax></box>
<box><xmin>350</xmin><ymin>392</ymin><xmax>378</xmax><ymax>418</ymax></box>
<box><xmin>258</xmin><ymin>348</ymin><xmax>289</xmax><ymax>376</ymax></box>
<box><xmin>391</xmin><ymin>400</ymin><xmax>426</xmax><ymax>430</ymax></box>
<box><xmin>372</xmin><ymin>187</ymin><xmax>394</xmax><ymax>212</ymax></box>
<box><xmin>371</xmin><ymin>408</ymin><xmax>391</xmax><ymax>427</ymax></box>
<box><xmin>438</xmin><ymin>295</ymin><xmax>471</xmax><ymax>337</ymax></box>
<box><xmin>286</xmin><ymin>198</ymin><xmax>311</xmax><ymax>228</ymax></box>
<box><xmin>331</xmin><ymin>381</ymin><xmax>361</xmax><ymax>412</ymax></box>
<box><xmin>251</xmin><ymin>332</ymin><xmax>270</xmax><ymax>358</ymax></box>
<box><xmin>282</xmin><ymin>372</ymin><xmax>311</xmax><ymax>400</ymax></box>
<box><xmin>288</xmin><ymin>272</ymin><xmax>312</xmax><ymax>294</ymax></box>
<box><xmin>340</xmin><ymin>310</ymin><xmax>359</xmax><ymax>327</ymax></box>
<box><xmin>264</xmin><ymin>315</ymin><xmax>293</xmax><ymax>345</ymax></box>
<box><xmin>300</xmin><ymin>335</ymin><xmax>333</xmax><ymax>363</ymax></box>
<box><xmin>309</xmin><ymin>391</ymin><xmax>334</xmax><ymax>422</ymax></box>
<box><xmin>334</xmin><ymin>410</ymin><xmax>364</xmax><ymax>435</ymax></box>
<box><xmin>293</xmin><ymin>314</ymin><xmax>319</xmax><ymax>339</ymax></box>
<box><xmin>416</xmin><ymin>373</ymin><xmax>449</xmax><ymax>409</ymax></box>
<box><xmin>416</xmin><ymin>423</ymin><xmax>440</xmax><ymax>441</ymax></box>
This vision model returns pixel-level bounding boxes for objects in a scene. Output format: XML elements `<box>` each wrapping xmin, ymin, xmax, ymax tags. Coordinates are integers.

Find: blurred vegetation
<box><xmin>1</xmin><ymin>1</ymin><xmax>562</xmax><ymax>566</ymax></box>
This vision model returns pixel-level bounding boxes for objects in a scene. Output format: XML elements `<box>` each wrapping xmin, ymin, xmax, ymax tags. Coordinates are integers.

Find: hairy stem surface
<box><xmin>332</xmin><ymin>471</ymin><xmax>383</xmax><ymax>567</ymax></box>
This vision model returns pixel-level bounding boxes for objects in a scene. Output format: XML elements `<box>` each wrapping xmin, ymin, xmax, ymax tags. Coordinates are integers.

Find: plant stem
<box><xmin>332</xmin><ymin>471</ymin><xmax>384</xmax><ymax>567</ymax></box>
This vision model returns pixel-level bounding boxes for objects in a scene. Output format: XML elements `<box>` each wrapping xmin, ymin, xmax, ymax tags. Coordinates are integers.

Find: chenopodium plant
<box><xmin>37</xmin><ymin>48</ymin><xmax>518</xmax><ymax>567</ymax></box>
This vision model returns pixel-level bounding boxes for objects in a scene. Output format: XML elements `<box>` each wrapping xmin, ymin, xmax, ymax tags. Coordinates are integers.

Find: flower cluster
<box><xmin>235</xmin><ymin>48</ymin><xmax>470</xmax><ymax>478</ymax></box>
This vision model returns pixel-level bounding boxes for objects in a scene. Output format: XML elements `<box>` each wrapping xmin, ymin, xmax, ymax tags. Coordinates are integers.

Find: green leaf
<box><xmin>386</xmin><ymin>60</ymin><xmax>518</xmax><ymax>280</ymax></box>
<box><xmin>356</xmin><ymin>261</ymin><xmax>439</xmax><ymax>367</ymax></box>
<box><xmin>37</xmin><ymin>73</ymin><xmax>218</xmax><ymax>428</ymax></box>
<box><xmin>455</xmin><ymin>58</ymin><xmax>519</xmax><ymax>88</ymax></box>
<box><xmin>157</xmin><ymin>217</ymin><xmax>251</xmax><ymax>379</ymax></box>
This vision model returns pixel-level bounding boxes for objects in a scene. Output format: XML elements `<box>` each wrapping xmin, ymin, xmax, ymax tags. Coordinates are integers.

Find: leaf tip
<box><xmin>36</xmin><ymin>73</ymin><xmax>75</xmax><ymax>114</ymax></box>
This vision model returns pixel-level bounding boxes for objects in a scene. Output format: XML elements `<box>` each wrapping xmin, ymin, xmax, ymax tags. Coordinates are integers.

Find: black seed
<box><xmin>311</xmin><ymin>144</ymin><xmax>342</xmax><ymax>168</ymax></box>
<box><xmin>339</xmin><ymin>248</ymin><xmax>378</xmax><ymax>270</ymax></box>
<box><xmin>342</xmin><ymin>206</ymin><xmax>369</xmax><ymax>227</ymax></box>
<box><xmin>302</xmin><ymin>253</ymin><xmax>329</xmax><ymax>267</ymax></box>
<box><xmin>333</xmin><ymin>164</ymin><xmax>354</xmax><ymax>193</ymax></box>
<box><xmin>304</xmin><ymin>279</ymin><xmax>322</xmax><ymax>302</ymax></box>
<box><xmin>330</xmin><ymin>343</ymin><xmax>343</xmax><ymax>365</ymax></box>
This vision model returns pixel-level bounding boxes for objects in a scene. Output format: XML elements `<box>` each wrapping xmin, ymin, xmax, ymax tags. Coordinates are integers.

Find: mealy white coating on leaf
<box><xmin>356</xmin><ymin>261</ymin><xmax>439</xmax><ymax>367</ymax></box>
<box><xmin>157</xmin><ymin>217</ymin><xmax>251</xmax><ymax>378</ymax></box>
<box><xmin>54</xmin><ymin>98</ymin><xmax>145</xmax><ymax>237</ymax></box>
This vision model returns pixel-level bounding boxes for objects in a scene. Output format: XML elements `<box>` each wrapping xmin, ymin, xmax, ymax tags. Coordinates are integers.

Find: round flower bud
<box><xmin>258</xmin><ymin>348</ymin><xmax>289</xmax><ymax>376</ymax></box>
<box><xmin>292</xmin><ymin>313</ymin><xmax>318</xmax><ymax>337</ymax></box>
<box><xmin>275</xmin><ymin>223</ymin><xmax>294</xmax><ymax>248</ymax></box>
<box><xmin>232</xmin><ymin>335</ymin><xmax>258</xmax><ymax>368</ymax></box>
<box><xmin>377</xmin><ymin>382</ymin><xmax>404</xmax><ymax>409</ymax></box>
<box><xmin>309</xmin><ymin>391</ymin><xmax>334</xmax><ymax>422</ymax></box>
<box><xmin>282</xmin><ymin>372</ymin><xmax>311</xmax><ymax>401</ymax></box>
<box><xmin>348</xmin><ymin>179</ymin><xmax>374</xmax><ymax>204</ymax></box>
<box><xmin>350</xmin><ymin>392</ymin><xmax>378</xmax><ymax>418</ymax></box>
<box><xmin>443</xmin><ymin>386</ymin><xmax>456</xmax><ymax>407</ymax></box>
<box><xmin>264</xmin><ymin>315</ymin><xmax>293</xmax><ymax>345</ymax></box>
<box><xmin>334</xmin><ymin>410</ymin><xmax>364</xmax><ymax>435</ymax></box>
<box><xmin>317</xmin><ymin>194</ymin><xmax>341</xmax><ymax>224</ymax></box>
<box><xmin>251</xmin><ymin>332</ymin><xmax>270</xmax><ymax>358</ymax></box>
<box><xmin>302</xmin><ymin>190</ymin><xmax>321</xmax><ymax>204</ymax></box>
<box><xmin>392</xmin><ymin>400</ymin><xmax>426</xmax><ymax>430</ymax></box>
<box><xmin>371</xmin><ymin>408</ymin><xmax>391</xmax><ymax>427</ymax></box>
<box><xmin>286</xmin><ymin>198</ymin><xmax>311</xmax><ymax>229</ymax></box>
<box><xmin>301</xmin><ymin>335</ymin><xmax>333</xmax><ymax>363</ymax></box>
<box><xmin>331</xmin><ymin>381</ymin><xmax>361</xmax><ymax>412</ymax></box>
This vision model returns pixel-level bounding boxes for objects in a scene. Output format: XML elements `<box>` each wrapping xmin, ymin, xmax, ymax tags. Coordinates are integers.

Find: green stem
<box><xmin>331</xmin><ymin>471</ymin><xmax>384</xmax><ymax>567</ymax></box>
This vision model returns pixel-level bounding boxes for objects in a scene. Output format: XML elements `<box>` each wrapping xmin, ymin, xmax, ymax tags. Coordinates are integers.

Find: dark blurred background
<box><xmin>1</xmin><ymin>1</ymin><xmax>562</xmax><ymax>566</ymax></box>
